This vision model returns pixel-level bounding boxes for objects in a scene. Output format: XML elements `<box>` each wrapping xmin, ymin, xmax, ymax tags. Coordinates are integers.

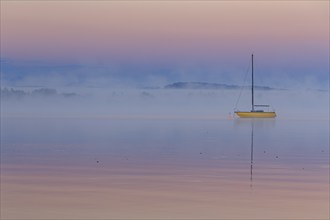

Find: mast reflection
<box><xmin>234</xmin><ymin>118</ymin><xmax>275</xmax><ymax>188</ymax></box>
<box><xmin>250</xmin><ymin>120</ymin><xmax>254</xmax><ymax>188</ymax></box>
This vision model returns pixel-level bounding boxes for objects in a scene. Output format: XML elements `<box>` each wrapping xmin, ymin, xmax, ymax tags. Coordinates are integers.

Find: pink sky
<box><xmin>1</xmin><ymin>1</ymin><xmax>328</xmax><ymax>63</ymax></box>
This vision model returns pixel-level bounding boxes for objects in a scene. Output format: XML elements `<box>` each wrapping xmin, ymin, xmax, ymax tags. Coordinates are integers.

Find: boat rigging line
<box><xmin>234</xmin><ymin>58</ymin><xmax>251</xmax><ymax>111</ymax></box>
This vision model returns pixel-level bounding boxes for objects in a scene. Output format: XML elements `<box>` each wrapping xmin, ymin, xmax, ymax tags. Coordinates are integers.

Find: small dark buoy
<box><xmin>264</xmin><ymin>151</ymin><xmax>266</xmax><ymax>153</ymax></box>
<box><xmin>96</xmin><ymin>161</ymin><xmax>99</xmax><ymax>163</ymax></box>
<box><xmin>275</xmin><ymin>156</ymin><xmax>279</xmax><ymax>159</ymax></box>
<box><xmin>200</xmin><ymin>152</ymin><xmax>203</xmax><ymax>154</ymax></box>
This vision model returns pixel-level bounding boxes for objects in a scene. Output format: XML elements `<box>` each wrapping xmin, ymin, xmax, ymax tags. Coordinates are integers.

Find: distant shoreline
<box><xmin>164</xmin><ymin>82</ymin><xmax>286</xmax><ymax>91</ymax></box>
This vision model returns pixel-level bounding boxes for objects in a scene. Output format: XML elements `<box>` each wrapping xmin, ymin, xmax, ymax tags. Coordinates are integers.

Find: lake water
<box><xmin>1</xmin><ymin>116</ymin><xmax>329</xmax><ymax>219</ymax></box>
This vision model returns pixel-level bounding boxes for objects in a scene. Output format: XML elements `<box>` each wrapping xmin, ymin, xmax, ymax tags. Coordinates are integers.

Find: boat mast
<box><xmin>251</xmin><ymin>54</ymin><xmax>254</xmax><ymax>112</ymax></box>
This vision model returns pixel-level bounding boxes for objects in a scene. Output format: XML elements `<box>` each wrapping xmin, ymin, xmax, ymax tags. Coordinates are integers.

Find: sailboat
<box><xmin>235</xmin><ymin>54</ymin><xmax>276</xmax><ymax>118</ymax></box>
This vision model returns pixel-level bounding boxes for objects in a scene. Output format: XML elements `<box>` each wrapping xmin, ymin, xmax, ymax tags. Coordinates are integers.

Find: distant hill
<box><xmin>164</xmin><ymin>82</ymin><xmax>276</xmax><ymax>90</ymax></box>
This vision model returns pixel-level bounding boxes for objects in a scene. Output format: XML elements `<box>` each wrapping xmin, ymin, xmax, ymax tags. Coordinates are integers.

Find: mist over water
<box><xmin>1</xmin><ymin>87</ymin><xmax>329</xmax><ymax>120</ymax></box>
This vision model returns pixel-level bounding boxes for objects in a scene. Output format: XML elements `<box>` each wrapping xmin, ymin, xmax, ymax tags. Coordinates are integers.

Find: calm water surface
<box><xmin>1</xmin><ymin>117</ymin><xmax>329</xmax><ymax>219</ymax></box>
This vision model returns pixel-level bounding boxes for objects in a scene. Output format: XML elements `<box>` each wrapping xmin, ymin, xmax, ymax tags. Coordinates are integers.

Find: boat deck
<box><xmin>235</xmin><ymin>111</ymin><xmax>276</xmax><ymax>118</ymax></box>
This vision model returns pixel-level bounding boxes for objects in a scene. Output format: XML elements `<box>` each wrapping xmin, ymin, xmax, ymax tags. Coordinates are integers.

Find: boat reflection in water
<box><xmin>250</xmin><ymin>120</ymin><xmax>254</xmax><ymax>187</ymax></box>
<box><xmin>234</xmin><ymin>118</ymin><xmax>276</xmax><ymax>188</ymax></box>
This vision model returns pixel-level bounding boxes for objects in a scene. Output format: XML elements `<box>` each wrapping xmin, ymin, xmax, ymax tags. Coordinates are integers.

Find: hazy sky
<box><xmin>1</xmin><ymin>1</ymin><xmax>329</xmax><ymax>88</ymax></box>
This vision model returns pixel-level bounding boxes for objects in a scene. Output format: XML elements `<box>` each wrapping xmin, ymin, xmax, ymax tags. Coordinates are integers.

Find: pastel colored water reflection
<box><xmin>1</xmin><ymin>117</ymin><xmax>329</xmax><ymax>219</ymax></box>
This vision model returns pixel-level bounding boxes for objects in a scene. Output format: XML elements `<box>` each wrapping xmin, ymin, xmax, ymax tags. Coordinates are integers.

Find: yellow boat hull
<box><xmin>235</xmin><ymin>111</ymin><xmax>276</xmax><ymax>118</ymax></box>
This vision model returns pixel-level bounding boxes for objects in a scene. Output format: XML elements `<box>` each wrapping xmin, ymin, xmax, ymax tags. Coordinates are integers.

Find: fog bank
<box><xmin>1</xmin><ymin>87</ymin><xmax>328</xmax><ymax>120</ymax></box>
